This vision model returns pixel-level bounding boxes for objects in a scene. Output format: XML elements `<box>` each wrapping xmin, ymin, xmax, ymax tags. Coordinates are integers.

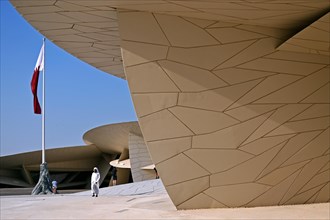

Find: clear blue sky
<box><xmin>0</xmin><ymin>1</ymin><xmax>137</xmax><ymax>156</ymax></box>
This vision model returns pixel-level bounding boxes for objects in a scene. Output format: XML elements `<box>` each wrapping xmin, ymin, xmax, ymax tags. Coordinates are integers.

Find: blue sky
<box><xmin>0</xmin><ymin>1</ymin><xmax>137</xmax><ymax>156</ymax></box>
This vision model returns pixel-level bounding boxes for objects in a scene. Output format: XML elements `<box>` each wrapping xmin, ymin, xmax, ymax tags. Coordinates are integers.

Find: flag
<box><xmin>31</xmin><ymin>43</ymin><xmax>44</xmax><ymax>114</ymax></box>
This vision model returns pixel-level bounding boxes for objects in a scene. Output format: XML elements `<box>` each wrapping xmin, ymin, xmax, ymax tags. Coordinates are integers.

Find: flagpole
<box><xmin>42</xmin><ymin>38</ymin><xmax>46</xmax><ymax>164</ymax></box>
<box><xmin>31</xmin><ymin>38</ymin><xmax>52</xmax><ymax>195</ymax></box>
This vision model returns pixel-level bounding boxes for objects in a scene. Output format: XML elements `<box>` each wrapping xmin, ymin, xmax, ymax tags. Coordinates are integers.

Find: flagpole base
<box><xmin>31</xmin><ymin>162</ymin><xmax>52</xmax><ymax>195</ymax></box>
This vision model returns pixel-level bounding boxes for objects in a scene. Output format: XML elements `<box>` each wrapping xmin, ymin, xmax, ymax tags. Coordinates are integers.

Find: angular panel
<box><xmin>50</xmin><ymin>34</ymin><xmax>94</xmax><ymax>42</ymax></box>
<box><xmin>256</xmin><ymin>67</ymin><xmax>329</xmax><ymax>104</ymax></box>
<box><xmin>126</xmin><ymin>62</ymin><xmax>179</xmax><ymax>93</ymax></box>
<box><xmin>267</xmin><ymin>117</ymin><xmax>329</xmax><ymax>136</ymax></box>
<box><xmin>248</xmin><ymin>170</ymin><xmax>300</xmax><ymax>207</ymax></box>
<box><xmin>257</xmin><ymin>161</ymin><xmax>308</xmax><ymax>185</ymax></box>
<box><xmin>183</xmin><ymin>17</ymin><xmax>217</xmax><ymax>28</ymax></box>
<box><xmin>318</xmin><ymin>162</ymin><xmax>329</xmax><ymax>174</ymax></box>
<box><xmin>128</xmin><ymin>133</ymin><xmax>154</xmax><ymax>182</ymax></box>
<box><xmin>147</xmin><ymin>137</ymin><xmax>191</xmax><ymax>164</ymax></box>
<box><xmin>171</xmin><ymin>1</ymin><xmax>255</xmax><ymax>10</ymax></box>
<box><xmin>237</xmin><ymin>24</ymin><xmax>288</xmax><ymax>38</ymax></box>
<box><xmin>59</xmin><ymin>11</ymin><xmax>113</xmax><ymax>22</ymax></box>
<box><xmin>265</xmin><ymin>51</ymin><xmax>330</xmax><ymax>65</ymax></box>
<box><xmin>259</xmin><ymin>131</ymin><xmax>322</xmax><ymax>178</ymax></box>
<box><xmin>55</xmin><ymin>1</ymin><xmax>96</xmax><ymax>11</ymax></box>
<box><xmin>307</xmin><ymin>191</ymin><xmax>320</xmax><ymax>204</ymax></box>
<box><xmin>68</xmin><ymin>47</ymin><xmax>99</xmax><ymax>53</ymax></box>
<box><xmin>281</xmin><ymin>128</ymin><xmax>330</xmax><ymax>166</ymax></box>
<box><xmin>280</xmin><ymin>155</ymin><xmax>329</xmax><ymax>204</ymax></box>
<box><xmin>239</xmin><ymin>58</ymin><xmax>325</xmax><ymax>76</ymax></box>
<box><xmin>76</xmin><ymin>51</ymin><xmax>114</xmax><ymax>58</ymax></box>
<box><xmin>216</xmin><ymin>38</ymin><xmax>278</xmax><ymax>69</ymax></box>
<box><xmin>157</xmin><ymin>154</ymin><xmax>209</xmax><ymax>186</ymax></box>
<box><xmin>132</xmin><ymin>93</ymin><xmax>178</xmax><ymax>117</ymax></box>
<box><xmin>185</xmin><ymin>149</ymin><xmax>253</xmax><ymax>173</ymax></box>
<box><xmin>43</xmin><ymin>29</ymin><xmax>81</xmax><ymax>36</ymax></box>
<box><xmin>285</xmin><ymin>185</ymin><xmax>325</xmax><ymax>205</ymax></box>
<box><xmin>79</xmin><ymin>32</ymin><xmax>119</xmax><ymax>41</ymax></box>
<box><xmin>205</xmin><ymin>183</ymin><xmax>270</xmax><ymax>207</ymax></box>
<box><xmin>28</xmin><ymin>21</ymin><xmax>73</xmax><ymax>30</ymax></box>
<box><xmin>11</xmin><ymin>0</ymin><xmax>56</xmax><ymax>6</ymax></box>
<box><xmin>166</xmin><ymin>176</ymin><xmax>209</xmax><ymax>205</ymax></box>
<box><xmin>226</xmin><ymin>104</ymin><xmax>283</xmax><ymax>122</ymax></box>
<box><xmin>211</xmin><ymin>9</ymin><xmax>295</xmax><ymax>20</ymax></box>
<box><xmin>208</xmin><ymin>21</ymin><xmax>236</xmax><ymax>28</ymax></box>
<box><xmin>179</xmin><ymin>79</ymin><xmax>262</xmax><ymax>112</ymax></box>
<box><xmin>81</xmin><ymin>57</ymin><xmax>117</xmax><ymax>64</ymax></box>
<box><xmin>118</xmin><ymin>11</ymin><xmax>169</xmax><ymax>45</ymax></box>
<box><xmin>121</xmin><ymin>41</ymin><xmax>168</xmax><ymax>66</ymax></box>
<box><xmin>207</xmin><ymin>27</ymin><xmax>264</xmax><ymax>44</ymax></box>
<box><xmin>299</xmin><ymin>170</ymin><xmax>330</xmax><ymax>194</ymax></box>
<box><xmin>192</xmin><ymin>112</ymin><xmax>272</xmax><ymax>149</ymax></box>
<box><xmin>93</xmin><ymin>43</ymin><xmax>120</xmax><ymax>50</ymax></box>
<box><xmin>177</xmin><ymin>193</ymin><xmax>226</xmax><ymax>209</ymax></box>
<box><xmin>168</xmin><ymin>40</ymin><xmax>254</xmax><ymax>70</ymax></box>
<box><xmin>155</xmin><ymin>14</ymin><xmax>218</xmax><ymax>47</ymax></box>
<box><xmin>169</xmin><ymin>106</ymin><xmax>239</xmax><ymax>134</ymax></box>
<box><xmin>25</xmin><ymin>12</ymin><xmax>78</xmax><ymax>23</ymax></box>
<box><xmin>73</xmin><ymin>24</ymin><xmax>107</xmax><ymax>33</ymax></box>
<box><xmin>210</xmin><ymin>143</ymin><xmax>283</xmax><ymax>186</ymax></box>
<box><xmin>240</xmin><ymin>134</ymin><xmax>295</xmax><ymax>155</ymax></box>
<box><xmin>76</xmin><ymin>21</ymin><xmax>118</xmax><ymax>28</ymax></box>
<box><xmin>115</xmin><ymin>3</ymin><xmax>195</xmax><ymax>13</ymax></box>
<box><xmin>291</xmin><ymin>104</ymin><xmax>330</xmax><ymax>121</ymax></box>
<box><xmin>244</xmin><ymin>104</ymin><xmax>311</xmax><ymax>144</ymax></box>
<box><xmin>278</xmin><ymin>12</ymin><xmax>330</xmax><ymax>55</ymax></box>
<box><xmin>214</xmin><ymin>68</ymin><xmax>275</xmax><ymax>85</ymax></box>
<box><xmin>315</xmin><ymin>183</ymin><xmax>330</xmax><ymax>202</ymax></box>
<box><xmin>56</xmin><ymin>42</ymin><xmax>93</xmax><ymax>49</ymax></box>
<box><xmin>301</xmin><ymin>83</ymin><xmax>330</xmax><ymax>104</ymax></box>
<box><xmin>229</xmin><ymin>75</ymin><xmax>302</xmax><ymax>110</ymax></box>
<box><xmin>85</xmin><ymin>11</ymin><xmax>118</xmax><ymax>20</ymax></box>
<box><xmin>159</xmin><ymin>60</ymin><xmax>227</xmax><ymax>92</ymax></box>
<box><xmin>139</xmin><ymin>110</ymin><xmax>193</xmax><ymax>142</ymax></box>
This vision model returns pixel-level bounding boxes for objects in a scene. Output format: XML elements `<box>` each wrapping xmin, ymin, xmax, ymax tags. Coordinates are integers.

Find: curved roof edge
<box><xmin>11</xmin><ymin>0</ymin><xmax>329</xmax><ymax>80</ymax></box>
<box><xmin>83</xmin><ymin>121</ymin><xmax>141</xmax><ymax>154</ymax></box>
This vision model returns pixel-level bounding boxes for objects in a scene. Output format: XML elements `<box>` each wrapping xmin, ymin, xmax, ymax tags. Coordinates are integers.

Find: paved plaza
<box><xmin>1</xmin><ymin>179</ymin><xmax>329</xmax><ymax>219</ymax></box>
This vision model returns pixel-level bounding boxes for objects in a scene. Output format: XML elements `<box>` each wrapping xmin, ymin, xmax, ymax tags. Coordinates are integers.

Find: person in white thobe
<box><xmin>91</xmin><ymin>167</ymin><xmax>100</xmax><ymax>197</ymax></box>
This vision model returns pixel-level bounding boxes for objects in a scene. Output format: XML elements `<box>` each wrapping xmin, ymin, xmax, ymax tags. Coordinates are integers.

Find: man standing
<box><xmin>111</xmin><ymin>167</ymin><xmax>117</xmax><ymax>186</ymax></box>
<box><xmin>91</xmin><ymin>167</ymin><xmax>100</xmax><ymax>197</ymax></box>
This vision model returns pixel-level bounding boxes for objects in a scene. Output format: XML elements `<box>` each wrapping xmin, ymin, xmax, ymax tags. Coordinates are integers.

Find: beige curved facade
<box><xmin>11</xmin><ymin>0</ymin><xmax>329</xmax><ymax>209</ymax></box>
<box><xmin>1</xmin><ymin>121</ymin><xmax>152</xmax><ymax>190</ymax></box>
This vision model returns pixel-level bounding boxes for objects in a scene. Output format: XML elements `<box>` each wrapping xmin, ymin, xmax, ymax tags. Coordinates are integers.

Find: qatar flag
<box><xmin>31</xmin><ymin>43</ymin><xmax>44</xmax><ymax>114</ymax></box>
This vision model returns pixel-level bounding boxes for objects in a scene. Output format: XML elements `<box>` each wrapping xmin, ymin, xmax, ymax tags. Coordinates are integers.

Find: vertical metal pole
<box><xmin>42</xmin><ymin>38</ymin><xmax>46</xmax><ymax>164</ymax></box>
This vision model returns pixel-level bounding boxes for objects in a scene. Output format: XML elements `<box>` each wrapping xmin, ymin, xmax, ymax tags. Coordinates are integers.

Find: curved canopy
<box><xmin>10</xmin><ymin>0</ymin><xmax>329</xmax><ymax>79</ymax></box>
<box><xmin>83</xmin><ymin>121</ymin><xmax>141</xmax><ymax>154</ymax></box>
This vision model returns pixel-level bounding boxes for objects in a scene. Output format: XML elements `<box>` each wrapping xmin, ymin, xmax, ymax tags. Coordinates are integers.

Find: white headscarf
<box><xmin>91</xmin><ymin>167</ymin><xmax>100</xmax><ymax>184</ymax></box>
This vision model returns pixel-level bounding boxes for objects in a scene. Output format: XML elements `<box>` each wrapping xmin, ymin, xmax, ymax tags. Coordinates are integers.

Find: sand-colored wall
<box><xmin>119</xmin><ymin>11</ymin><xmax>330</xmax><ymax>209</ymax></box>
<box><xmin>9</xmin><ymin>0</ymin><xmax>329</xmax><ymax>210</ymax></box>
<box><xmin>129</xmin><ymin>133</ymin><xmax>155</xmax><ymax>182</ymax></box>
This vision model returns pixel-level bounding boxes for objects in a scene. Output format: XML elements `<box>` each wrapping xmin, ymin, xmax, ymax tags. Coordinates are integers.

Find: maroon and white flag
<box><xmin>31</xmin><ymin>43</ymin><xmax>44</xmax><ymax>114</ymax></box>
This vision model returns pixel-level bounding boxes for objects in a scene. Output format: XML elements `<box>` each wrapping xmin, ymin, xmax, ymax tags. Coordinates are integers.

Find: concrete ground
<box><xmin>1</xmin><ymin>179</ymin><xmax>329</xmax><ymax>220</ymax></box>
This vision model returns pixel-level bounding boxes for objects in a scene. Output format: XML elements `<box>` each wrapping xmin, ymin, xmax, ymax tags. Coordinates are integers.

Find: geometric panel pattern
<box><xmin>128</xmin><ymin>133</ymin><xmax>155</xmax><ymax>182</ymax></box>
<box><xmin>11</xmin><ymin>0</ymin><xmax>125</xmax><ymax>78</ymax></box>
<box><xmin>118</xmin><ymin>11</ymin><xmax>329</xmax><ymax>209</ymax></box>
<box><xmin>11</xmin><ymin>0</ymin><xmax>330</xmax><ymax>79</ymax></box>
<box><xmin>11</xmin><ymin>0</ymin><xmax>330</xmax><ymax>210</ymax></box>
<box><xmin>278</xmin><ymin>12</ymin><xmax>330</xmax><ymax>56</ymax></box>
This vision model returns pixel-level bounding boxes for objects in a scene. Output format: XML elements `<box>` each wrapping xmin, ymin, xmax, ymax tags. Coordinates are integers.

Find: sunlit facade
<box><xmin>9</xmin><ymin>0</ymin><xmax>330</xmax><ymax>209</ymax></box>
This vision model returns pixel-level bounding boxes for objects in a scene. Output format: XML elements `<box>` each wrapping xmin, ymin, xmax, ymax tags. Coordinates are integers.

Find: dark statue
<box><xmin>31</xmin><ymin>162</ymin><xmax>52</xmax><ymax>195</ymax></box>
